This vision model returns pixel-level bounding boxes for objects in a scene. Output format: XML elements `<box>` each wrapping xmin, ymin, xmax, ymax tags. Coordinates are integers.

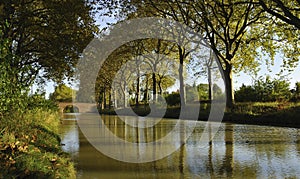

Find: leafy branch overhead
<box><xmin>0</xmin><ymin>0</ymin><xmax>98</xmax><ymax>85</ymax></box>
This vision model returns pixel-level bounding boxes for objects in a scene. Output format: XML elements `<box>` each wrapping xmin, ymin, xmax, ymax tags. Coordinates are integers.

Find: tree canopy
<box><xmin>49</xmin><ymin>84</ymin><xmax>75</xmax><ymax>102</ymax></box>
<box><xmin>98</xmin><ymin>0</ymin><xmax>299</xmax><ymax>108</ymax></box>
<box><xmin>0</xmin><ymin>0</ymin><xmax>97</xmax><ymax>85</ymax></box>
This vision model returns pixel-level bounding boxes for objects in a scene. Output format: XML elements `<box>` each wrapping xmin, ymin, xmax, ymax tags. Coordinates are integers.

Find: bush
<box><xmin>165</xmin><ymin>92</ymin><xmax>181</xmax><ymax>106</ymax></box>
<box><xmin>235</xmin><ymin>76</ymin><xmax>292</xmax><ymax>102</ymax></box>
<box><xmin>235</xmin><ymin>84</ymin><xmax>257</xmax><ymax>102</ymax></box>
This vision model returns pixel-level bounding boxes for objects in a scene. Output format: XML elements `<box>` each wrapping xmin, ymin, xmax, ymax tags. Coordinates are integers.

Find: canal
<box><xmin>60</xmin><ymin>114</ymin><xmax>300</xmax><ymax>178</ymax></box>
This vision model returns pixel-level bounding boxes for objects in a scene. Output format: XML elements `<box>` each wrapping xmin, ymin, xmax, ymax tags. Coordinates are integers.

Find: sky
<box><xmin>38</xmin><ymin>14</ymin><xmax>300</xmax><ymax>98</ymax></box>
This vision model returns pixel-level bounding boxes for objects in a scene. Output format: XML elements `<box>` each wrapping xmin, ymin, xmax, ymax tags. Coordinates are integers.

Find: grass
<box><xmin>0</xmin><ymin>109</ymin><xmax>76</xmax><ymax>178</ymax></box>
<box><xmin>225</xmin><ymin>102</ymin><xmax>300</xmax><ymax>128</ymax></box>
<box><xmin>99</xmin><ymin>102</ymin><xmax>300</xmax><ymax>128</ymax></box>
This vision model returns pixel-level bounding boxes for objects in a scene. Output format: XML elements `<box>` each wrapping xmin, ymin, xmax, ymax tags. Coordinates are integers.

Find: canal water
<box><xmin>60</xmin><ymin>114</ymin><xmax>300</xmax><ymax>178</ymax></box>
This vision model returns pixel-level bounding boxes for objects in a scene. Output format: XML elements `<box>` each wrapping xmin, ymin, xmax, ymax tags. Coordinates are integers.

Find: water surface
<box><xmin>60</xmin><ymin>114</ymin><xmax>300</xmax><ymax>178</ymax></box>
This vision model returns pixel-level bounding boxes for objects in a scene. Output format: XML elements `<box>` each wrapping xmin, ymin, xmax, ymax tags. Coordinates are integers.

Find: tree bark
<box><xmin>224</xmin><ymin>65</ymin><xmax>234</xmax><ymax>108</ymax></box>
<box><xmin>158</xmin><ymin>80</ymin><xmax>162</xmax><ymax>95</ymax></box>
<box><xmin>123</xmin><ymin>82</ymin><xmax>128</xmax><ymax>108</ymax></box>
<box><xmin>136</xmin><ymin>76</ymin><xmax>140</xmax><ymax>107</ymax></box>
<box><xmin>178</xmin><ymin>46</ymin><xmax>186</xmax><ymax>107</ymax></box>
<box><xmin>113</xmin><ymin>86</ymin><xmax>118</xmax><ymax>109</ymax></box>
<box><xmin>108</xmin><ymin>90</ymin><xmax>112</xmax><ymax>109</ymax></box>
<box><xmin>144</xmin><ymin>75</ymin><xmax>149</xmax><ymax>108</ymax></box>
<box><xmin>102</xmin><ymin>86</ymin><xmax>106</xmax><ymax>110</ymax></box>
<box><xmin>208</xmin><ymin>67</ymin><xmax>213</xmax><ymax>101</ymax></box>
<box><xmin>152</xmin><ymin>65</ymin><xmax>157</xmax><ymax>102</ymax></box>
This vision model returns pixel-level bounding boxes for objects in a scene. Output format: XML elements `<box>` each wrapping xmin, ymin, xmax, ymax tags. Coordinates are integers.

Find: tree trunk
<box><xmin>152</xmin><ymin>65</ymin><xmax>157</xmax><ymax>102</ymax></box>
<box><xmin>123</xmin><ymin>82</ymin><xmax>128</xmax><ymax>108</ymax></box>
<box><xmin>178</xmin><ymin>46</ymin><xmax>186</xmax><ymax>107</ymax></box>
<box><xmin>136</xmin><ymin>76</ymin><xmax>140</xmax><ymax>107</ymax></box>
<box><xmin>158</xmin><ymin>81</ymin><xmax>162</xmax><ymax>95</ymax></box>
<box><xmin>144</xmin><ymin>75</ymin><xmax>149</xmax><ymax>108</ymax></box>
<box><xmin>224</xmin><ymin>65</ymin><xmax>234</xmax><ymax>108</ymax></box>
<box><xmin>108</xmin><ymin>90</ymin><xmax>112</xmax><ymax>109</ymax></box>
<box><xmin>113</xmin><ymin>87</ymin><xmax>118</xmax><ymax>109</ymax></box>
<box><xmin>208</xmin><ymin>67</ymin><xmax>213</xmax><ymax>101</ymax></box>
<box><xmin>102</xmin><ymin>86</ymin><xmax>106</xmax><ymax>109</ymax></box>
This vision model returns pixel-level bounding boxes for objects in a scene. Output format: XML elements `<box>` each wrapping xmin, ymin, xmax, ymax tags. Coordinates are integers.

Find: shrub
<box><xmin>165</xmin><ymin>92</ymin><xmax>181</xmax><ymax>106</ymax></box>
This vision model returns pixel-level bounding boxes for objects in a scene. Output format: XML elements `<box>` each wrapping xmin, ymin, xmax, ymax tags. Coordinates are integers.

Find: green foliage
<box><xmin>235</xmin><ymin>76</ymin><xmax>291</xmax><ymax>102</ymax></box>
<box><xmin>197</xmin><ymin>84</ymin><xmax>209</xmax><ymax>101</ymax></box>
<box><xmin>0</xmin><ymin>29</ymin><xmax>75</xmax><ymax>178</ymax></box>
<box><xmin>291</xmin><ymin>82</ymin><xmax>300</xmax><ymax>101</ymax></box>
<box><xmin>63</xmin><ymin>105</ymin><xmax>79</xmax><ymax>113</ymax></box>
<box><xmin>0</xmin><ymin>26</ymin><xmax>29</xmax><ymax>117</ymax></box>
<box><xmin>165</xmin><ymin>92</ymin><xmax>181</xmax><ymax>106</ymax></box>
<box><xmin>100</xmin><ymin>0</ymin><xmax>300</xmax><ymax>109</ymax></box>
<box><xmin>0</xmin><ymin>0</ymin><xmax>97</xmax><ymax>84</ymax></box>
<box><xmin>234</xmin><ymin>84</ymin><xmax>257</xmax><ymax>102</ymax></box>
<box><xmin>49</xmin><ymin>84</ymin><xmax>75</xmax><ymax>102</ymax></box>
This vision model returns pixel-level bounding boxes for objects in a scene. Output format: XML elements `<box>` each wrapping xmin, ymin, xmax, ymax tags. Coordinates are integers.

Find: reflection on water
<box><xmin>59</xmin><ymin>114</ymin><xmax>300</xmax><ymax>178</ymax></box>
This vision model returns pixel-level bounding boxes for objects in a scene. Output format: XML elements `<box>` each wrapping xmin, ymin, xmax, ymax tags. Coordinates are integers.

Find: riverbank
<box><xmin>99</xmin><ymin>102</ymin><xmax>300</xmax><ymax>128</ymax></box>
<box><xmin>0</xmin><ymin>109</ymin><xmax>76</xmax><ymax>178</ymax></box>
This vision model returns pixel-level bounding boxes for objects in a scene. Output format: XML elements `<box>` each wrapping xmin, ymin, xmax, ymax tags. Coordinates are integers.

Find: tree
<box><xmin>292</xmin><ymin>82</ymin><xmax>300</xmax><ymax>101</ymax></box>
<box><xmin>102</xmin><ymin>0</ymin><xmax>264</xmax><ymax>108</ymax></box>
<box><xmin>197</xmin><ymin>84</ymin><xmax>209</xmax><ymax>101</ymax></box>
<box><xmin>0</xmin><ymin>0</ymin><xmax>97</xmax><ymax>85</ymax></box>
<box><xmin>235</xmin><ymin>84</ymin><xmax>257</xmax><ymax>102</ymax></box>
<box><xmin>98</xmin><ymin>0</ymin><xmax>298</xmax><ymax>108</ymax></box>
<box><xmin>49</xmin><ymin>84</ymin><xmax>74</xmax><ymax>102</ymax></box>
<box><xmin>0</xmin><ymin>26</ymin><xmax>29</xmax><ymax>116</ymax></box>
<box><xmin>235</xmin><ymin>76</ymin><xmax>291</xmax><ymax>102</ymax></box>
<box><xmin>193</xmin><ymin>50</ymin><xmax>219</xmax><ymax>101</ymax></box>
<box><xmin>103</xmin><ymin>1</ymin><xmax>198</xmax><ymax>107</ymax></box>
<box><xmin>178</xmin><ymin>0</ymin><xmax>263</xmax><ymax>107</ymax></box>
<box><xmin>142</xmin><ymin>39</ymin><xmax>177</xmax><ymax>103</ymax></box>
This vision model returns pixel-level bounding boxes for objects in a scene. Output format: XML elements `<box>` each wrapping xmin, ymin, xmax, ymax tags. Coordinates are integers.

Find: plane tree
<box><xmin>97</xmin><ymin>0</ymin><xmax>299</xmax><ymax>108</ymax></box>
<box><xmin>0</xmin><ymin>0</ymin><xmax>97</xmax><ymax>85</ymax></box>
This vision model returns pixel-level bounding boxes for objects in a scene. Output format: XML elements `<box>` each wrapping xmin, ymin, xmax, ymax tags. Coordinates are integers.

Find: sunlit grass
<box><xmin>0</xmin><ymin>110</ymin><xmax>76</xmax><ymax>178</ymax></box>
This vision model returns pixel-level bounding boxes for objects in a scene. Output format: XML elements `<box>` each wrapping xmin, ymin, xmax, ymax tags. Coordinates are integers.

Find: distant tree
<box><xmin>296</xmin><ymin>82</ymin><xmax>300</xmax><ymax>96</ymax></box>
<box><xmin>272</xmin><ymin>78</ymin><xmax>292</xmax><ymax>101</ymax></box>
<box><xmin>49</xmin><ymin>84</ymin><xmax>74</xmax><ymax>102</ymax></box>
<box><xmin>235</xmin><ymin>76</ymin><xmax>291</xmax><ymax>102</ymax></box>
<box><xmin>235</xmin><ymin>84</ymin><xmax>257</xmax><ymax>102</ymax></box>
<box><xmin>197</xmin><ymin>84</ymin><xmax>209</xmax><ymax>101</ymax></box>
<box><xmin>165</xmin><ymin>92</ymin><xmax>181</xmax><ymax>106</ymax></box>
<box><xmin>291</xmin><ymin>82</ymin><xmax>300</xmax><ymax>101</ymax></box>
<box><xmin>254</xmin><ymin>76</ymin><xmax>291</xmax><ymax>102</ymax></box>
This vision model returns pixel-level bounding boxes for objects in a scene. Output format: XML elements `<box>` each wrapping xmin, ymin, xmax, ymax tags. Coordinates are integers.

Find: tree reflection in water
<box><xmin>60</xmin><ymin>115</ymin><xmax>300</xmax><ymax>178</ymax></box>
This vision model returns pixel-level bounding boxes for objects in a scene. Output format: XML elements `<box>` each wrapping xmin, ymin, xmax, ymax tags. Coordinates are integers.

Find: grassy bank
<box><xmin>99</xmin><ymin>102</ymin><xmax>300</xmax><ymax>128</ymax></box>
<box><xmin>0</xmin><ymin>109</ymin><xmax>76</xmax><ymax>178</ymax></box>
<box><xmin>225</xmin><ymin>102</ymin><xmax>300</xmax><ymax>128</ymax></box>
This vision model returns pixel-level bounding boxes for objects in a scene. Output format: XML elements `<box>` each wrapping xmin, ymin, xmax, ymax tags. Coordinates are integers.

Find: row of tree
<box><xmin>77</xmin><ymin>36</ymin><xmax>224</xmax><ymax>109</ymax></box>
<box><xmin>94</xmin><ymin>0</ymin><xmax>299</xmax><ymax>108</ymax></box>
<box><xmin>2</xmin><ymin>0</ymin><xmax>298</xmax><ymax>110</ymax></box>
